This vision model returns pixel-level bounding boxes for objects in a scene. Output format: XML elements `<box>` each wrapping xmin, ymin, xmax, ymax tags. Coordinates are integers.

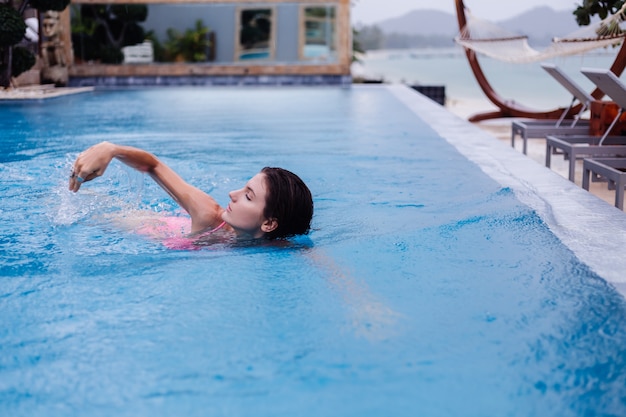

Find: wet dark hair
<box><xmin>261</xmin><ymin>167</ymin><xmax>313</xmax><ymax>239</ymax></box>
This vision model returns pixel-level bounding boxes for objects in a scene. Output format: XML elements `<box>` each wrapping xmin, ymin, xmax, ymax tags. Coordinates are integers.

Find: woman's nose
<box><xmin>229</xmin><ymin>188</ymin><xmax>242</xmax><ymax>201</ymax></box>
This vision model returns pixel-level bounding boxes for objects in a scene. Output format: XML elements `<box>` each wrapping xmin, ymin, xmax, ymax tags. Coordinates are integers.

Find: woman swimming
<box><xmin>69</xmin><ymin>141</ymin><xmax>313</xmax><ymax>243</ymax></box>
<box><xmin>68</xmin><ymin>142</ymin><xmax>394</xmax><ymax>333</ymax></box>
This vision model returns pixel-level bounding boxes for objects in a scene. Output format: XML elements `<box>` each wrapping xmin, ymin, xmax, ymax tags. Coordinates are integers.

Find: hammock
<box><xmin>455</xmin><ymin>4</ymin><xmax>626</xmax><ymax>63</ymax></box>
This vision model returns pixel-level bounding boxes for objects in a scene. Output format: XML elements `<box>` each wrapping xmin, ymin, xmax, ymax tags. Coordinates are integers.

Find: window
<box><xmin>236</xmin><ymin>7</ymin><xmax>275</xmax><ymax>61</ymax></box>
<box><xmin>301</xmin><ymin>5</ymin><xmax>336</xmax><ymax>62</ymax></box>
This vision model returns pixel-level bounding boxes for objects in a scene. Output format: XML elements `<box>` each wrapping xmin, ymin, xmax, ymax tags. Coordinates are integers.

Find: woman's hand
<box><xmin>69</xmin><ymin>141</ymin><xmax>116</xmax><ymax>192</ymax></box>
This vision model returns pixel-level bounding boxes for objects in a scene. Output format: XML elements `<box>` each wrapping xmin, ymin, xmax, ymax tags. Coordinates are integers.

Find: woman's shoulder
<box><xmin>191</xmin><ymin>199</ymin><xmax>225</xmax><ymax>234</ymax></box>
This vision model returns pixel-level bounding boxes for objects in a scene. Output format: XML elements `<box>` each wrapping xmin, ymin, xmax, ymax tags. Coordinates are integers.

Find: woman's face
<box><xmin>222</xmin><ymin>173</ymin><xmax>272</xmax><ymax>238</ymax></box>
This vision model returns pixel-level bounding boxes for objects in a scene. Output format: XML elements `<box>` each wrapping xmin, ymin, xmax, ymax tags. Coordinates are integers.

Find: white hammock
<box><xmin>455</xmin><ymin>4</ymin><xmax>626</xmax><ymax>63</ymax></box>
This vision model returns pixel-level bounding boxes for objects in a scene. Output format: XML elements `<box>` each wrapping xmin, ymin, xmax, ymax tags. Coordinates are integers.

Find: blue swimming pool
<box><xmin>1</xmin><ymin>86</ymin><xmax>626</xmax><ymax>416</ymax></box>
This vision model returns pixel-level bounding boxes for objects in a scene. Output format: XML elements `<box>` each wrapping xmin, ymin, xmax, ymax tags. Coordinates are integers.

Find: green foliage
<box><xmin>98</xmin><ymin>45</ymin><xmax>124</xmax><ymax>64</ymax></box>
<box><xmin>70</xmin><ymin>5</ymin><xmax>97</xmax><ymax>36</ymax></box>
<box><xmin>71</xmin><ymin>4</ymin><xmax>147</xmax><ymax>63</ymax></box>
<box><xmin>352</xmin><ymin>28</ymin><xmax>364</xmax><ymax>62</ymax></box>
<box><xmin>122</xmin><ymin>21</ymin><xmax>146</xmax><ymax>47</ymax></box>
<box><xmin>145</xmin><ymin>30</ymin><xmax>165</xmax><ymax>61</ymax></box>
<box><xmin>354</xmin><ymin>23</ymin><xmax>465</xmax><ymax>51</ymax></box>
<box><xmin>71</xmin><ymin>33</ymin><xmax>97</xmax><ymax>61</ymax></box>
<box><xmin>384</xmin><ymin>32</ymin><xmax>455</xmax><ymax>49</ymax></box>
<box><xmin>0</xmin><ymin>4</ymin><xmax>26</xmax><ymax>47</ymax></box>
<box><xmin>110</xmin><ymin>4</ymin><xmax>148</xmax><ymax>23</ymax></box>
<box><xmin>573</xmin><ymin>0</ymin><xmax>625</xmax><ymax>25</ymax></box>
<box><xmin>162</xmin><ymin>20</ymin><xmax>211</xmax><ymax>62</ymax></box>
<box><xmin>11</xmin><ymin>46</ymin><xmax>36</xmax><ymax>77</ymax></box>
<box><xmin>29</xmin><ymin>0</ymin><xmax>71</xmax><ymax>12</ymax></box>
<box><xmin>305</xmin><ymin>7</ymin><xmax>334</xmax><ymax>19</ymax></box>
<box><xmin>353</xmin><ymin>24</ymin><xmax>384</xmax><ymax>51</ymax></box>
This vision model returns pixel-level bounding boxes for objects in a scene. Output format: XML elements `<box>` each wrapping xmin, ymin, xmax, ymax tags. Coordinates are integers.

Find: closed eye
<box><xmin>245</xmin><ymin>185</ymin><xmax>256</xmax><ymax>201</ymax></box>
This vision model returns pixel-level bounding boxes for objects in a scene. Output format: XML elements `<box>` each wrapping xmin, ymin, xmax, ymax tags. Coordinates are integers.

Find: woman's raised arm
<box><xmin>69</xmin><ymin>141</ymin><xmax>223</xmax><ymax>232</ymax></box>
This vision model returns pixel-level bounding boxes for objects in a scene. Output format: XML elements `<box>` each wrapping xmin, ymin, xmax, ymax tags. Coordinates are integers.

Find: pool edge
<box><xmin>386</xmin><ymin>84</ymin><xmax>626</xmax><ymax>296</ymax></box>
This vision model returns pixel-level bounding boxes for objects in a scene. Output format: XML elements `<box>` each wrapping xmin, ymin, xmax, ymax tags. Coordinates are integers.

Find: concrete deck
<box><xmin>474</xmin><ymin>119</ymin><xmax>619</xmax><ymax>207</ymax></box>
<box><xmin>445</xmin><ymin>95</ymin><xmax>619</xmax><ymax>207</ymax></box>
<box><xmin>0</xmin><ymin>85</ymin><xmax>94</xmax><ymax>101</ymax></box>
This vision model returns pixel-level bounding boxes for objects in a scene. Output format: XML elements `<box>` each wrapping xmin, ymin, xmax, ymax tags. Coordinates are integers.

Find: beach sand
<box><xmin>446</xmin><ymin>96</ymin><xmax>619</xmax><ymax>209</ymax></box>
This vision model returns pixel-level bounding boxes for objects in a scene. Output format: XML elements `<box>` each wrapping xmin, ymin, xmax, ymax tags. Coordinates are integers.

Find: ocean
<box><xmin>353</xmin><ymin>47</ymin><xmax>622</xmax><ymax>117</ymax></box>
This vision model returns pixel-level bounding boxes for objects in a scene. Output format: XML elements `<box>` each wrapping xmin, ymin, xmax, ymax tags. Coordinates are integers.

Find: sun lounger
<box><xmin>582</xmin><ymin>158</ymin><xmax>626</xmax><ymax>209</ymax></box>
<box><xmin>546</xmin><ymin>135</ymin><xmax>626</xmax><ymax>181</ymax></box>
<box><xmin>511</xmin><ymin>63</ymin><xmax>592</xmax><ymax>155</ymax></box>
<box><xmin>545</xmin><ymin>68</ymin><xmax>626</xmax><ymax>182</ymax></box>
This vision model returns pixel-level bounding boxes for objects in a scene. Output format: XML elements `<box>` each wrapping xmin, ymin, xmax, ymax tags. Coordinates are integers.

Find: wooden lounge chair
<box><xmin>545</xmin><ymin>68</ymin><xmax>626</xmax><ymax>182</ymax></box>
<box><xmin>511</xmin><ymin>64</ymin><xmax>592</xmax><ymax>155</ymax></box>
<box><xmin>582</xmin><ymin>158</ymin><xmax>626</xmax><ymax>209</ymax></box>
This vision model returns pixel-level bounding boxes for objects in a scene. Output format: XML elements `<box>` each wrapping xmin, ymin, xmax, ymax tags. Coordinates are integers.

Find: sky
<box><xmin>351</xmin><ymin>0</ymin><xmax>582</xmax><ymax>25</ymax></box>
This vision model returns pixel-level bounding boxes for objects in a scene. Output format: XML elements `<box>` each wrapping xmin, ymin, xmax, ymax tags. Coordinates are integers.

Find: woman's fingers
<box><xmin>69</xmin><ymin>167</ymin><xmax>102</xmax><ymax>192</ymax></box>
<box><xmin>68</xmin><ymin>145</ymin><xmax>102</xmax><ymax>192</ymax></box>
<box><xmin>68</xmin><ymin>157</ymin><xmax>94</xmax><ymax>192</ymax></box>
<box><xmin>68</xmin><ymin>168</ymin><xmax>86</xmax><ymax>192</ymax></box>
<box><xmin>67</xmin><ymin>142</ymin><xmax>114</xmax><ymax>192</ymax></box>
<box><xmin>68</xmin><ymin>170</ymin><xmax>80</xmax><ymax>192</ymax></box>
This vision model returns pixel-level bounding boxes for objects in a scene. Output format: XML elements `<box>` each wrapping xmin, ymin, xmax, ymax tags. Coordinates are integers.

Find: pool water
<box><xmin>1</xmin><ymin>86</ymin><xmax>626</xmax><ymax>416</ymax></box>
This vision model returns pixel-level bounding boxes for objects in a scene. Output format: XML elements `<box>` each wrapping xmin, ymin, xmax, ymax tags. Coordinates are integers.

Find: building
<box><xmin>65</xmin><ymin>0</ymin><xmax>352</xmax><ymax>86</ymax></box>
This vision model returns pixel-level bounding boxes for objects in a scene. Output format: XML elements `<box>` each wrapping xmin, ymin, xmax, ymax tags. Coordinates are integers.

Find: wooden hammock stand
<box><xmin>455</xmin><ymin>0</ymin><xmax>626</xmax><ymax>122</ymax></box>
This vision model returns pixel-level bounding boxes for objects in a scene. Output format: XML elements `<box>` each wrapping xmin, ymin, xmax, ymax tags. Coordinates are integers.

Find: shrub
<box><xmin>11</xmin><ymin>46</ymin><xmax>36</xmax><ymax>77</ymax></box>
<box><xmin>0</xmin><ymin>5</ymin><xmax>26</xmax><ymax>47</ymax></box>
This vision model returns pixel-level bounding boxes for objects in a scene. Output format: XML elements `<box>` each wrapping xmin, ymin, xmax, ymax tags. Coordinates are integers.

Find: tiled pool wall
<box><xmin>68</xmin><ymin>75</ymin><xmax>353</xmax><ymax>88</ymax></box>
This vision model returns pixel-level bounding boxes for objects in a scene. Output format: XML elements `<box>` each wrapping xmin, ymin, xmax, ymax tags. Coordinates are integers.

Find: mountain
<box><xmin>499</xmin><ymin>6</ymin><xmax>581</xmax><ymax>45</ymax></box>
<box><xmin>372</xmin><ymin>6</ymin><xmax>582</xmax><ymax>45</ymax></box>
<box><xmin>375</xmin><ymin>9</ymin><xmax>458</xmax><ymax>37</ymax></box>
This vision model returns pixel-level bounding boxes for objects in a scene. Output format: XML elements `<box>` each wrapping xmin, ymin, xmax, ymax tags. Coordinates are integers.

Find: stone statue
<box><xmin>40</xmin><ymin>10</ymin><xmax>68</xmax><ymax>86</ymax></box>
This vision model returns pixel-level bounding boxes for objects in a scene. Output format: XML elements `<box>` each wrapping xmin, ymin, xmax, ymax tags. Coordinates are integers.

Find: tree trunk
<box><xmin>0</xmin><ymin>47</ymin><xmax>12</xmax><ymax>88</ymax></box>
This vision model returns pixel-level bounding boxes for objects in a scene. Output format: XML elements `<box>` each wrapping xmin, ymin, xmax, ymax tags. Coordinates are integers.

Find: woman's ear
<box><xmin>261</xmin><ymin>218</ymin><xmax>278</xmax><ymax>233</ymax></box>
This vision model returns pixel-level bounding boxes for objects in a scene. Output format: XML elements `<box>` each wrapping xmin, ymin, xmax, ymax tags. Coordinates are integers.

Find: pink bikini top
<box><xmin>136</xmin><ymin>216</ymin><xmax>227</xmax><ymax>250</ymax></box>
<box><xmin>163</xmin><ymin>221</ymin><xmax>227</xmax><ymax>250</ymax></box>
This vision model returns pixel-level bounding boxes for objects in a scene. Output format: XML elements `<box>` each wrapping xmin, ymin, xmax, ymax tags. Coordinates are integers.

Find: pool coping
<box><xmin>0</xmin><ymin>85</ymin><xmax>94</xmax><ymax>101</ymax></box>
<box><xmin>388</xmin><ymin>84</ymin><xmax>626</xmax><ymax>296</ymax></box>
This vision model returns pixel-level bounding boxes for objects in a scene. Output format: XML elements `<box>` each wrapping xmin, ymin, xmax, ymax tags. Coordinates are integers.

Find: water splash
<box><xmin>48</xmin><ymin>155</ymin><xmax>148</xmax><ymax>227</ymax></box>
